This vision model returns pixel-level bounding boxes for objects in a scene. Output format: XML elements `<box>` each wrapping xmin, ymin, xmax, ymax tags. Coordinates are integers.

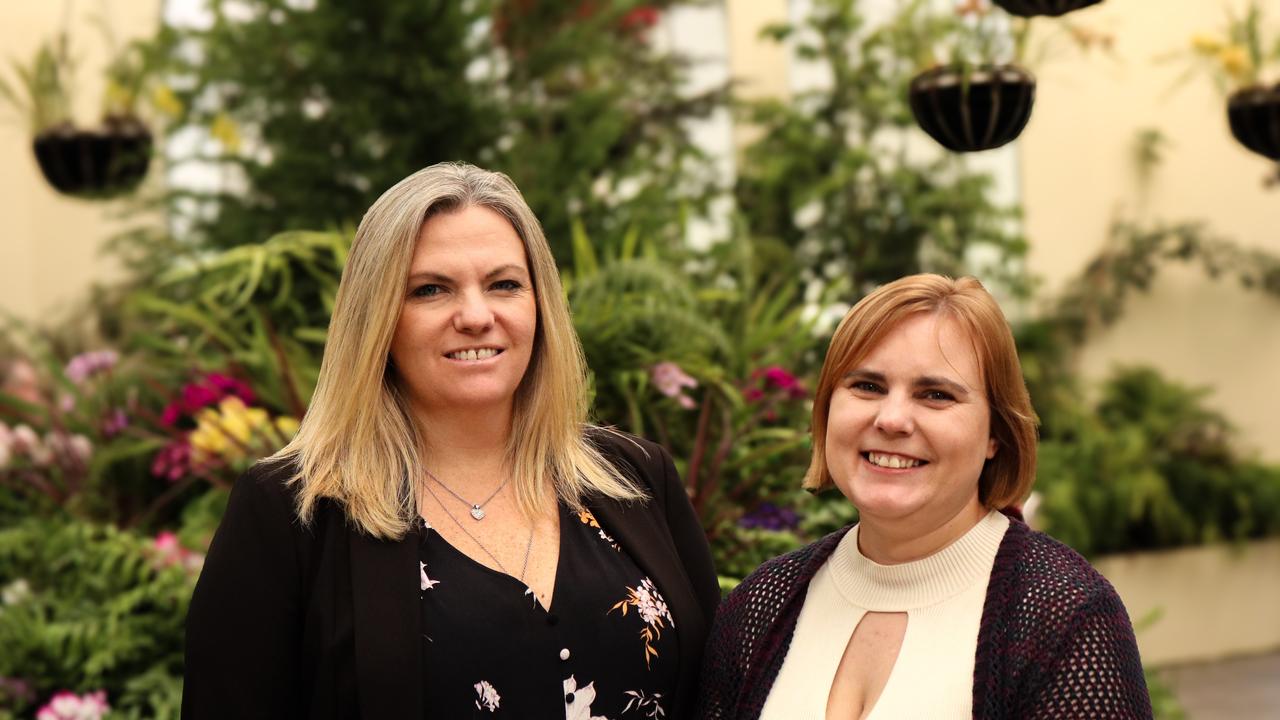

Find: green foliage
<box><xmin>1035</xmin><ymin>366</ymin><xmax>1280</xmax><ymax>557</ymax></box>
<box><xmin>147</xmin><ymin>0</ymin><xmax>718</xmax><ymax>263</ymax></box>
<box><xmin>0</xmin><ymin>37</ymin><xmax>74</xmax><ymax>134</ymax></box>
<box><xmin>0</xmin><ymin>518</ymin><xmax>192</xmax><ymax>718</ymax></box>
<box><xmin>150</xmin><ymin>0</ymin><xmax>501</xmax><ymax>250</ymax></box>
<box><xmin>1044</xmin><ymin>220</ymin><xmax>1280</xmax><ymax>347</ymax></box>
<box><xmin>737</xmin><ymin>0</ymin><xmax>1031</xmax><ymax>299</ymax></box>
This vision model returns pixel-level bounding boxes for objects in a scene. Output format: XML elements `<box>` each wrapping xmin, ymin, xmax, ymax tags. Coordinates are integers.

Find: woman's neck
<box><xmin>856</xmin><ymin>500</ymin><xmax>987</xmax><ymax>565</ymax></box>
<box><xmin>416</xmin><ymin>405</ymin><xmax>513</xmax><ymax>481</ymax></box>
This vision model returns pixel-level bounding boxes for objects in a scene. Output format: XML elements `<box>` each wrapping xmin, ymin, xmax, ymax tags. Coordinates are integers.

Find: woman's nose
<box><xmin>873</xmin><ymin>394</ymin><xmax>915</xmax><ymax>435</ymax></box>
<box><xmin>453</xmin><ymin>291</ymin><xmax>495</xmax><ymax>332</ymax></box>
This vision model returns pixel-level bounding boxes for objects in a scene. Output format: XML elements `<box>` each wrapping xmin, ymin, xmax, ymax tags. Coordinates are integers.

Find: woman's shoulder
<box><xmin>586</xmin><ymin>425</ymin><xmax>666</xmax><ymax>465</ymax></box>
<box><xmin>995</xmin><ymin>521</ymin><xmax>1127</xmax><ymax>618</ymax></box>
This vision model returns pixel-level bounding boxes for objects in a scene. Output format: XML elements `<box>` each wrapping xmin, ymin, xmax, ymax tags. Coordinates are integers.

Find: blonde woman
<box><xmin>183</xmin><ymin>163</ymin><xmax>719</xmax><ymax>719</ymax></box>
<box><xmin>696</xmin><ymin>275</ymin><xmax>1151</xmax><ymax>719</ymax></box>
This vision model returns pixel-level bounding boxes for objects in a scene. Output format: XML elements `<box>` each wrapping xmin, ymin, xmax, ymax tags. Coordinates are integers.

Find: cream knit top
<box><xmin>760</xmin><ymin>510</ymin><xmax>1010</xmax><ymax>720</ymax></box>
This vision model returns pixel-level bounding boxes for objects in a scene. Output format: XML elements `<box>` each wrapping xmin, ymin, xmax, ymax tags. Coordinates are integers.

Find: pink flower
<box><xmin>64</xmin><ymin>350</ymin><xmax>118</xmax><ymax>385</ymax></box>
<box><xmin>651</xmin><ymin>362</ymin><xmax>697</xmax><ymax>397</ymax></box>
<box><xmin>151</xmin><ymin>531</ymin><xmax>204</xmax><ymax>572</ymax></box>
<box><xmin>181</xmin><ymin>383</ymin><xmax>220</xmax><ymax>414</ymax></box>
<box><xmin>750</xmin><ymin>365</ymin><xmax>807</xmax><ymax>400</ymax></box>
<box><xmin>36</xmin><ymin>690</ymin><xmax>110</xmax><ymax>720</ymax></box>
<box><xmin>102</xmin><ymin>408</ymin><xmax>129</xmax><ymax>437</ymax></box>
<box><xmin>651</xmin><ymin>362</ymin><xmax>699</xmax><ymax>411</ymax></box>
<box><xmin>151</xmin><ymin>436</ymin><xmax>193</xmax><ymax>482</ymax></box>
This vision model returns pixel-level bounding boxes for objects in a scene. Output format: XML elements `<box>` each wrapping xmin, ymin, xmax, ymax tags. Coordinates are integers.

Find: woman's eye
<box><xmin>411</xmin><ymin>284</ymin><xmax>443</xmax><ymax>298</ymax></box>
<box><xmin>922</xmin><ymin>389</ymin><xmax>955</xmax><ymax>402</ymax></box>
<box><xmin>491</xmin><ymin>279</ymin><xmax>523</xmax><ymax>292</ymax></box>
<box><xmin>850</xmin><ymin>381</ymin><xmax>882</xmax><ymax>393</ymax></box>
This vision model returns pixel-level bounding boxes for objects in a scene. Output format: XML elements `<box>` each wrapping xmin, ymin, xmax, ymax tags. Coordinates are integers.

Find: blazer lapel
<box><xmin>591</xmin><ymin>496</ymin><xmax>707</xmax><ymax>711</ymax></box>
<box><xmin>349</xmin><ymin>527</ymin><xmax>422</xmax><ymax>719</ymax></box>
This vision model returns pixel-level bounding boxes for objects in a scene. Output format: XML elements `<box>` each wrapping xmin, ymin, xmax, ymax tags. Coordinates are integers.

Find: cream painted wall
<box><xmin>1019</xmin><ymin>0</ymin><xmax>1280</xmax><ymax>460</ymax></box>
<box><xmin>0</xmin><ymin>1</ymin><xmax>162</xmax><ymax>324</ymax></box>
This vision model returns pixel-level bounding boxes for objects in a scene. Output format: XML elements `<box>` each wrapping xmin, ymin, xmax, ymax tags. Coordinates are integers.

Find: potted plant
<box><xmin>1170</xmin><ymin>1</ymin><xmax>1280</xmax><ymax>162</ymax></box>
<box><xmin>906</xmin><ymin>0</ymin><xmax>1038</xmax><ymax>152</ymax></box>
<box><xmin>0</xmin><ymin>35</ymin><xmax>156</xmax><ymax>198</ymax></box>
<box><xmin>992</xmin><ymin>0</ymin><xmax>1102</xmax><ymax>18</ymax></box>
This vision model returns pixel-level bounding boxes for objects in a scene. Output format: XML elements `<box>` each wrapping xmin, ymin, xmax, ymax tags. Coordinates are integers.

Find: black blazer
<box><xmin>182</xmin><ymin>430</ymin><xmax>720</xmax><ymax>719</ymax></box>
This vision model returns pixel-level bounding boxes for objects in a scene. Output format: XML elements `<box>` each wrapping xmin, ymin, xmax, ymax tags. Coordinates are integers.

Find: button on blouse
<box><xmin>416</xmin><ymin>505</ymin><xmax>678</xmax><ymax>717</ymax></box>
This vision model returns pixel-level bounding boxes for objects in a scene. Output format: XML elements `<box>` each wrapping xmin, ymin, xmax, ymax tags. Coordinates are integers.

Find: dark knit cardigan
<box><xmin>695</xmin><ymin>519</ymin><xmax>1153</xmax><ymax>719</ymax></box>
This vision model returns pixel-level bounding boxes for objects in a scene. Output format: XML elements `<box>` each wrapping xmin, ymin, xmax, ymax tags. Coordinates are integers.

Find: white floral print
<box><xmin>420</xmin><ymin>561</ymin><xmax>440</xmax><ymax>591</ymax></box>
<box><xmin>563</xmin><ymin>676</ymin><xmax>609</xmax><ymax>720</ymax></box>
<box><xmin>609</xmin><ymin>577</ymin><xmax>675</xmax><ymax>668</ymax></box>
<box><xmin>474</xmin><ymin>680</ymin><xmax>501</xmax><ymax>712</ymax></box>
<box><xmin>621</xmin><ymin>690</ymin><xmax>665</xmax><ymax>718</ymax></box>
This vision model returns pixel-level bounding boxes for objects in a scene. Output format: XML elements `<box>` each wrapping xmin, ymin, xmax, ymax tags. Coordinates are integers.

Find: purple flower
<box><xmin>102</xmin><ymin>408</ymin><xmax>129</xmax><ymax>438</ymax></box>
<box><xmin>0</xmin><ymin>676</ymin><xmax>35</xmax><ymax>705</ymax></box>
<box><xmin>206</xmin><ymin>373</ymin><xmax>256</xmax><ymax>405</ymax></box>
<box><xmin>64</xmin><ymin>350</ymin><xmax>118</xmax><ymax>385</ymax></box>
<box><xmin>738</xmin><ymin>502</ymin><xmax>801</xmax><ymax>531</ymax></box>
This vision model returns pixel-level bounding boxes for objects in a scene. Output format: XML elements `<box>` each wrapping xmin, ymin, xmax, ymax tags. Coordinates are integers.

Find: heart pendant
<box><xmin>470</xmin><ymin>506</ymin><xmax>486</xmax><ymax>521</ymax></box>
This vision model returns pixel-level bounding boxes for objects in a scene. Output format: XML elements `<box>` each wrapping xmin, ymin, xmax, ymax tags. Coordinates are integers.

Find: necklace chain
<box><xmin>426</xmin><ymin>470</ymin><xmax>509</xmax><ymax>521</ymax></box>
<box><xmin>422</xmin><ymin>480</ymin><xmax>534</xmax><ymax>582</ymax></box>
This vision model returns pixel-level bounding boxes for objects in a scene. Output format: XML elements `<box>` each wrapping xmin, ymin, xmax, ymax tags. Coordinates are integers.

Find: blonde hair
<box><xmin>802</xmin><ymin>274</ymin><xmax>1038</xmax><ymax>510</ymax></box>
<box><xmin>274</xmin><ymin>162</ymin><xmax>644</xmax><ymax>539</ymax></box>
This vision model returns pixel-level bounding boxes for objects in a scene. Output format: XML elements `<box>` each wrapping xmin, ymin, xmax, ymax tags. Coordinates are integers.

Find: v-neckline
<box><xmin>417</xmin><ymin>506</ymin><xmax>566</xmax><ymax>612</ymax></box>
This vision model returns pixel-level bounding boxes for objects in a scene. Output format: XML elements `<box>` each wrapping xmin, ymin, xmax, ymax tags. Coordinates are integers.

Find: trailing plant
<box><xmin>1040</xmin><ymin>219</ymin><xmax>1280</xmax><ymax>347</ymax></box>
<box><xmin>737</xmin><ymin>0</ymin><xmax>1033</xmax><ymax>298</ymax></box>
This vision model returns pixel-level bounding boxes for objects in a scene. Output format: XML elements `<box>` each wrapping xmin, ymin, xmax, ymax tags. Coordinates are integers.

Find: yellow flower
<box><xmin>1218</xmin><ymin>45</ymin><xmax>1253</xmax><ymax>83</ymax></box>
<box><xmin>104</xmin><ymin>79</ymin><xmax>136</xmax><ymax>113</ymax></box>
<box><xmin>1190</xmin><ymin>33</ymin><xmax>1223</xmax><ymax>55</ymax></box>
<box><xmin>210</xmin><ymin>111</ymin><xmax>242</xmax><ymax>153</ymax></box>
<box><xmin>274</xmin><ymin>416</ymin><xmax>299</xmax><ymax>438</ymax></box>
<box><xmin>150</xmin><ymin>84</ymin><xmax>184</xmax><ymax>117</ymax></box>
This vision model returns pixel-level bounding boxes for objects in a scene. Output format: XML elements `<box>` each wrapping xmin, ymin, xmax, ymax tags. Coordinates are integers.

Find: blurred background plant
<box><xmin>4</xmin><ymin>0</ymin><xmax>1280</xmax><ymax>716</ymax></box>
<box><xmin>1164</xmin><ymin>0</ymin><xmax>1280</xmax><ymax>94</ymax></box>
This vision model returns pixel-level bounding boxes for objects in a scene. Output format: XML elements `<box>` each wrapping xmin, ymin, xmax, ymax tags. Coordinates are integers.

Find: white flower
<box><xmin>563</xmin><ymin>676</ymin><xmax>608</xmax><ymax>720</ymax></box>
<box><xmin>473</xmin><ymin>680</ymin><xmax>500</xmax><ymax>712</ymax></box>
<box><xmin>635</xmin><ymin>578</ymin><xmax>674</xmax><ymax>628</ymax></box>
<box><xmin>1</xmin><ymin>579</ymin><xmax>32</xmax><ymax>606</ymax></box>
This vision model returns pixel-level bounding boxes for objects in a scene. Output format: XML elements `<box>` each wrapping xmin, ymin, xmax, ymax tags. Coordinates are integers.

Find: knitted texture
<box><xmin>695</xmin><ymin>520</ymin><xmax>1153</xmax><ymax>720</ymax></box>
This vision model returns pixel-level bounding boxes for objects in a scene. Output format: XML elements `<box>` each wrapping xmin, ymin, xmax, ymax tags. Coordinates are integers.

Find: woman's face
<box><xmin>824</xmin><ymin>312</ymin><xmax>996</xmax><ymax>531</ymax></box>
<box><xmin>388</xmin><ymin>205</ymin><xmax>538</xmax><ymax>420</ymax></box>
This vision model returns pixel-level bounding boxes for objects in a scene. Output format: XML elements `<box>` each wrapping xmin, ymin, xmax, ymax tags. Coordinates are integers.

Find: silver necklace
<box><xmin>426</xmin><ymin>469</ymin><xmax>509</xmax><ymax>521</ymax></box>
<box><xmin>423</xmin><ymin>479</ymin><xmax>534</xmax><ymax>581</ymax></box>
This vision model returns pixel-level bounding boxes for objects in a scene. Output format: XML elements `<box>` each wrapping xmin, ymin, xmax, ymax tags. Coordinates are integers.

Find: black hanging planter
<box><xmin>993</xmin><ymin>0</ymin><xmax>1103</xmax><ymax>17</ymax></box>
<box><xmin>1227</xmin><ymin>84</ymin><xmax>1280</xmax><ymax>161</ymax></box>
<box><xmin>32</xmin><ymin>115</ymin><xmax>153</xmax><ymax>198</ymax></box>
<box><xmin>909</xmin><ymin>64</ymin><xmax>1036</xmax><ymax>153</ymax></box>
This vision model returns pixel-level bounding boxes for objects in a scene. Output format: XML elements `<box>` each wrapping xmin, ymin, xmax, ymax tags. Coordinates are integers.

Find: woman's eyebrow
<box><xmin>483</xmin><ymin>264</ymin><xmax>529</xmax><ymax>281</ymax></box>
<box><xmin>842</xmin><ymin>369</ymin><xmax>970</xmax><ymax>397</ymax></box>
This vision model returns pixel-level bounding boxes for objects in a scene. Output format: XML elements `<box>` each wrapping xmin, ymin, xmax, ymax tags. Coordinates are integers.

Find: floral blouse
<box><xmin>416</xmin><ymin>504</ymin><xmax>678</xmax><ymax>719</ymax></box>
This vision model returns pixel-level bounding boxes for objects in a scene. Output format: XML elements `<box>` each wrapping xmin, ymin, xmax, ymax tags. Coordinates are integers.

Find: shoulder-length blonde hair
<box><xmin>802</xmin><ymin>274</ymin><xmax>1039</xmax><ymax>510</ymax></box>
<box><xmin>274</xmin><ymin>162</ymin><xmax>644</xmax><ymax>539</ymax></box>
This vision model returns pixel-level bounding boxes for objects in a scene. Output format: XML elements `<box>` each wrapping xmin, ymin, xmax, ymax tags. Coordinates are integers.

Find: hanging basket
<box><xmin>31</xmin><ymin>115</ymin><xmax>153</xmax><ymax>198</ymax></box>
<box><xmin>909</xmin><ymin>64</ymin><xmax>1036</xmax><ymax>153</ymax></box>
<box><xmin>992</xmin><ymin>0</ymin><xmax>1103</xmax><ymax>17</ymax></box>
<box><xmin>1227</xmin><ymin>84</ymin><xmax>1280</xmax><ymax>161</ymax></box>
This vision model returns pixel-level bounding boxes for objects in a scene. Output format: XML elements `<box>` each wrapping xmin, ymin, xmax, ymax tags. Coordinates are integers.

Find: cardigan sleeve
<box><xmin>182</xmin><ymin>462</ymin><xmax>307</xmax><ymax>719</ymax></box>
<box><xmin>1021</xmin><ymin>584</ymin><xmax>1154</xmax><ymax>719</ymax></box>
